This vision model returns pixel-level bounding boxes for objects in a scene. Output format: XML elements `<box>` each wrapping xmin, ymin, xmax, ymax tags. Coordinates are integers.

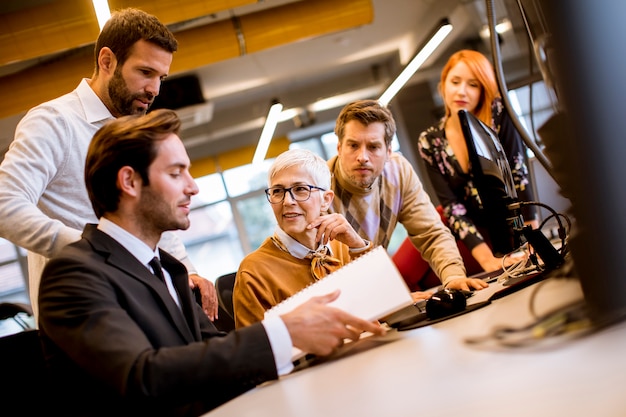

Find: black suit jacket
<box><xmin>38</xmin><ymin>224</ymin><xmax>278</xmax><ymax>416</ymax></box>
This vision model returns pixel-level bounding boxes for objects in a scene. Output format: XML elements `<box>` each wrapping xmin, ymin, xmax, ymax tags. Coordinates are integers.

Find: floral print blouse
<box><xmin>417</xmin><ymin>98</ymin><xmax>536</xmax><ymax>251</ymax></box>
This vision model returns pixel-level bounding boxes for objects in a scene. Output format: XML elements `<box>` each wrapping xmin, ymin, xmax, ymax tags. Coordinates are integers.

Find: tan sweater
<box><xmin>327</xmin><ymin>152</ymin><xmax>466</xmax><ymax>285</ymax></box>
<box><xmin>233</xmin><ymin>237</ymin><xmax>364</xmax><ymax>328</ymax></box>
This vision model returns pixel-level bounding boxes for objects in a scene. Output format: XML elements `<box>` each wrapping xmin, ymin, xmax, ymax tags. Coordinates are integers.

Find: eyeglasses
<box><xmin>264</xmin><ymin>184</ymin><xmax>326</xmax><ymax>204</ymax></box>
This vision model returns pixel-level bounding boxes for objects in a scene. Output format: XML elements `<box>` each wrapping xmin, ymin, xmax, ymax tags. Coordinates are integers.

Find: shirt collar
<box><xmin>76</xmin><ymin>78</ymin><xmax>115</xmax><ymax>125</ymax></box>
<box><xmin>97</xmin><ymin>217</ymin><xmax>159</xmax><ymax>267</ymax></box>
<box><xmin>274</xmin><ymin>226</ymin><xmax>333</xmax><ymax>259</ymax></box>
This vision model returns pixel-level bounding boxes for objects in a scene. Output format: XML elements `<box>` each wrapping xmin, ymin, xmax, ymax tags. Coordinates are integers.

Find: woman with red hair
<box><xmin>418</xmin><ymin>49</ymin><xmax>537</xmax><ymax>272</ymax></box>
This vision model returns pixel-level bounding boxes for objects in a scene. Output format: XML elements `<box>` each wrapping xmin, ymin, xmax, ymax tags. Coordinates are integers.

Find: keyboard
<box><xmin>383</xmin><ymin>302</ymin><xmax>428</xmax><ymax>329</ymax></box>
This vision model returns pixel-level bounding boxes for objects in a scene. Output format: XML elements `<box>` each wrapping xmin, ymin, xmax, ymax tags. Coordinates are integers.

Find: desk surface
<box><xmin>205</xmin><ymin>277</ymin><xmax>626</xmax><ymax>417</ymax></box>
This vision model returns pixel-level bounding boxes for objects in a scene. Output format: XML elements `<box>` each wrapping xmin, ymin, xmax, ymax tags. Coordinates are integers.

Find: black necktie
<box><xmin>149</xmin><ymin>257</ymin><xmax>166</xmax><ymax>284</ymax></box>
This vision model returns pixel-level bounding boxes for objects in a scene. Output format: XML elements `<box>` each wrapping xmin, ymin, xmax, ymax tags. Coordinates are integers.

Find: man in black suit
<box><xmin>37</xmin><ymin>109</ymin><xmax>384</xmax><ymax>417</ymax></box>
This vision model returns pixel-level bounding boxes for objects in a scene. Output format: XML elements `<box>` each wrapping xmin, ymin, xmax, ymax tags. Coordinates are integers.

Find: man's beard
<box><xmin>347</xmin><ymin>168</ymin><xmax>375</xmax><ymax>189</ymax></box>
<box><xmin>349</xmin><ymin>175</ymin><xmax>374</xmax><ymax>189</ymax></box>
<box><xmin>108</xmin><ymin>68</ymin><xmax>153</xmax><ymax>116</ymax></box>
<box><xmin>137</xmin><ymin>185</ymin><xmax>190</xmax><ymax>236</ymax></box>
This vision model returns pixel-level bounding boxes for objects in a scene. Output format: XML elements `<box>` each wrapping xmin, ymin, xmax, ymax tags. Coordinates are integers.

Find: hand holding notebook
<box><xmin>265</xmin><ymin>246</ymin><xmax>413</xmax><ymax>361</ymax></box>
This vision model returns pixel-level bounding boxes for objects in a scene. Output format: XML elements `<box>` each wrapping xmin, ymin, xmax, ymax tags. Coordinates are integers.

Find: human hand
<box><xmin>307</xmin><ymin>213</ymin><xmax>366</xmax><ymax>249</ymax></box>
<box><xmin>410</xmin><ymin>291</ymin><xmax>433</xmax><ymax>302</ymax></box>
<box><xmin>471</xmin><ymin>242</ymin><xmax>512</xmax><ymax>272</ymax></box>
<box><xmin>481</xmin><ymin>256</ymin><xmax>507</xmax><ymax>272</ymax></box>
<box><xmin>445</xmin><ymin>277</ymin><xmax>489</xmax><ymax>292</ymax></box>
<box><xmin>281</xmin><ymin>290</ymin><xmax>386</xmax><ymax>357</ymax></box>
<box><xmin>482</xmin><ymin>253</ymin><xmax>528</xmax><ymax>273</ymax></box>
<box><xmin>189</xmin><ymin>274</ymin><xmax>219</xmax><ymax>320</ymax></box>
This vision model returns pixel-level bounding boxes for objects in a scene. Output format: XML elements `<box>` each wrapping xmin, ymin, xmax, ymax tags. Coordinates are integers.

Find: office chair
<box><xmin>213</xmin><ymin>272</ymin><xmax>237</xmax><ymax>332</ymax></box>
<box><xmin>392</xmin><ymin>206</ymin><xmax>484</xmax><ymax>292</ymax></box>
<box><xmin>0</xmin><ymin>301</ymin><xmax>34</xmax><ymax>331</ymax></box>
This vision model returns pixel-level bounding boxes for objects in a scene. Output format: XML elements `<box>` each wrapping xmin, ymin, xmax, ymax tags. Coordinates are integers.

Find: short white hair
<box><xmin>267</xmin><ymin>148</ymin><xmax>331</xmax><ymax>189</ymax></box>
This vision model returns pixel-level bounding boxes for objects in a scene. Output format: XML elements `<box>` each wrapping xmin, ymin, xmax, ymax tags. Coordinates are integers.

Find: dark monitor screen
<box><xmin>458</xmin><ymin>109</ymin><xmax>523</xmax><ymax>257</ymax></box>
<box><xmin>538</xmin><ymin>1</ymin><xmax>626</xmax><ymax>326</ymax></box>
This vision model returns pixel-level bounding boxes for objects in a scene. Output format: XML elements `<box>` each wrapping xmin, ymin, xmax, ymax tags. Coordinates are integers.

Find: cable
<box><xmin>478</xmin><ymin>199</ymin><xmax>572</xmax><ymax>285</ymax></box>
<box><xmin>527</xmin><ymin>278</ymin><xmax>551</xmax><ymax>319</ymax></box>
<box><xmin>518</xmin><ymin>0</ymin><xmax>543</xmax><ymax>147</ymax></box>
<box><xmin>465</xmin><ymin>298</ymin><xmax>592</xmax><ymax>348</ymax></box>
<box><xmin>498</xmin><ymin>243</ymin><xmax>535</xmax><ymax>281</ymax></box>
<box><xmin>516</xmin><ymin>200</ymin><xmax>570</xmax><ymax>258</ymax></box>
<box><xmin>485</xmin><ymin>0</ymin><xmax>557</xmax><ymax>181</ymax></box>
<box><xmin>516</xmin><ymin>0</ymin><xmax>560</xmax><ymax>113</ymax></box>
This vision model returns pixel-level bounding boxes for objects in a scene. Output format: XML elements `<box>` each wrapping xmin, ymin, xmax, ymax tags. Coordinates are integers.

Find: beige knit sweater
<box><xmin>327</xmin><ymin>152</ymin><xmax>466</xmax><ymax>285</ymax></box>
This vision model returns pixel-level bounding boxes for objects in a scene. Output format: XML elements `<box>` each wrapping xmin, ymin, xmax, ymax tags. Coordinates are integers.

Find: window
<box><xmin>235</xmin><ymin>193</ymin><xmax>276</xmax><ymax>252</ymax></box>
<box><xmin>191</xmin><ymin>173</ymin><xmax>227</xmax><ymax>207</ymax></box>
<box><xmin>174</xmin><ymin>201</ymin><xmax>244</xmax><ymax>279</ymax></box>
<box><xmin>0</xmin><ymin>238</ymin><xmax>28</xmax><ymax>303</ymax></box>
<box><xmin>222</xmin><ymin>161</ymin><xmax>271</xmax><ymax>197</ymax></box>
<box><xmin>506</xmin><ymin>80</ymin><xmax>557</xmax><ymax>152</ymax></box>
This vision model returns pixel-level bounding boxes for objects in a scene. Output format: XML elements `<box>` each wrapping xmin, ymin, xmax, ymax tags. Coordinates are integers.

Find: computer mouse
<box><xmin>425</xmin><ymin>288</ymin><xmax>467</xmax><ymax>320</ymax></box>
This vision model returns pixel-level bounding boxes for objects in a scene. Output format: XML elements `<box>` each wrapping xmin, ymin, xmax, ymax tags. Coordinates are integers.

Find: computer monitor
<box><xmin>458</xmin><ymin>109</ymin><xmax>524</xmax><ymax>257</ymax></box>
<box><xmin>535</xmin><ymin>1</ymin><xmax>626</xmax><ymax>326</ymax></box>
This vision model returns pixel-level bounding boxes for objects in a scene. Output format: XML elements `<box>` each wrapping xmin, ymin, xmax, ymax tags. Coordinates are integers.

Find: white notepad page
<box><xmin>264</xmin><ymin>246</ymin><xmax>414</xmax><ymax>361</ymax></box>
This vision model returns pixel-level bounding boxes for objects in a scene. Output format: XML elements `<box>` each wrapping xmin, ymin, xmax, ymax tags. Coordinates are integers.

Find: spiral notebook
<box><xmin>264</xmin><ymin>246</ymin><xmax>414</xmax><ymax>361</ymax></box>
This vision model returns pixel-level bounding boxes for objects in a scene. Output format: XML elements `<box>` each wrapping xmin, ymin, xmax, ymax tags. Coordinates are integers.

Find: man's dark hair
<box><xmin>334</xmin><ymin>99</ymin><xmax>397</xmax><ymax>147</ymax></box>
<box><xmin>85</xmin><ymin>109</ymin><xmax>181</xmax><ymax>218</ymax></box>
<box><xmin>94</xmin><ymin>8</ymin><xmax>178</xmax><ymax>72</ymax></box>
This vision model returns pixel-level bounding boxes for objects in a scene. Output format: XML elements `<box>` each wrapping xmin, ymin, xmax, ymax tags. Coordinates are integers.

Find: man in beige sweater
<box><xmin>327</xmin><ymin>100</ymin><xmax>488</xmax><ymax>295</ymax></box>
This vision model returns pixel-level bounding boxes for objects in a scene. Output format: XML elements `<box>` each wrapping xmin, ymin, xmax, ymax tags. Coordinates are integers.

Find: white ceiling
<box><xmin>0</xmin><ymin>0</ymin><xmax>539</xmax><ymax>162</ymax></box>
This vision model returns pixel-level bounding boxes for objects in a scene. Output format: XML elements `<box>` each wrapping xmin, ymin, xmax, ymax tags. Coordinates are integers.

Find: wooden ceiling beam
<box><xmin>0</xmin><ymin>0</ymin><xmax>373</xmax><ymax>118</ymax></box>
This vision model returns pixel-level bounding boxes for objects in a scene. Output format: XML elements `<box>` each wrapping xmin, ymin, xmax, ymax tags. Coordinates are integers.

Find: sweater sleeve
<box><xmin>394</xmin><ymin>154</ymin><xmax>467</xmax><ymax>285</ymax></box>
<box><xmin>0</xmin><ymin>104</ymin><xmax>84</xmax><ymax>258</ymax></box>
<box><xmin>233</xmin><ymin>267</ymin><xmax>274</xmax><ymax>328</ymax></box>
<box><xmin>233</xmin><ymin>242</ymin><xmax>305</xmax><ymax>328</ymax></box>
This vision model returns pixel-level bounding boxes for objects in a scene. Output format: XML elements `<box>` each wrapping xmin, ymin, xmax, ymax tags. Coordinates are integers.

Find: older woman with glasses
<box><xmin>232</xmin><ymin>148</ymin><xmax>372</xmax><ymax>328</ymax></box>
